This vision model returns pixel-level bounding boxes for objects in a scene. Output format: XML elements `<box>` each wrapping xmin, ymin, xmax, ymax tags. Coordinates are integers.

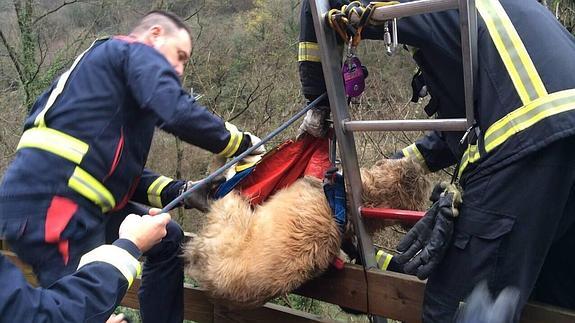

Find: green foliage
<box><xmin>273</xmin><ymin>294</ymin><xmax>322</xmax><ymax>315</ymax></box>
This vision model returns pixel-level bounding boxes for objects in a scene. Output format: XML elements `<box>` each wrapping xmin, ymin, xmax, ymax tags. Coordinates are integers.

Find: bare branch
<box><xmin>229</xmin><ymin>83</ymin><xmax>273</xmax><ymax>122</ymax></box>
<box><xmin>0</xmin><ymin>29</ymin><xmax>26</xmax><ymax>88</ymax></box>
<box><xmin>33</xmin><ymin>0</ymin><xmax>79</xmax><ymax>25</ymax></box>
<box><xmin>184</xmin><ymin>0</ymin><xmax>206</xmax><ymax>22</ymax></box>
<box><xmin>28</xmin><ymin>32</ymin><xmax>45</xmax><ymax>85</ymax></box>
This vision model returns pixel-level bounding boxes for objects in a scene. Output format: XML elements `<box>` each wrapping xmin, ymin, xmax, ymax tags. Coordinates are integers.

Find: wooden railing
<box><xmin>3</xmin><ymin>249</ymin><xmax>575</xmax><ymax>323</ymax></box>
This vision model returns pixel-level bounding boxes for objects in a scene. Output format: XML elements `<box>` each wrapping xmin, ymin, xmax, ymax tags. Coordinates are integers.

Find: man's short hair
<box><xmin>131</xmin><ymin>10</ymin><xmax>192</xmax><ymax>41</ymax></box>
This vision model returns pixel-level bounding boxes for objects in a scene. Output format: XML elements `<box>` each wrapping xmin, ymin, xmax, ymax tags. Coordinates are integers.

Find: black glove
<box><xmin>180</xmin><ymin>176</ymin><xmax>226</xmax><ymax>212</ymax></box>
<box><xmin>395</xmin><ymin>182</ymin><xmax>461</xmax><ymax>280</ymax></box>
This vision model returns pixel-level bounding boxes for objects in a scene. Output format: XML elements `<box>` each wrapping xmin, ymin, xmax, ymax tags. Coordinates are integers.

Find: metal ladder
<box><xmin>309</xmin><ymin>0</ymin><xmax>478</xmax><ymax>318</ymax></box>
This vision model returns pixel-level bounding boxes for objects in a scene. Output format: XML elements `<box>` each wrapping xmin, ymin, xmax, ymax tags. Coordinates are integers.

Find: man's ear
<box><xmin>150</xmin><ymin>25</ymin><xmax>163</xmax><ymax>37</ymax></box>
<box><xmin>147</xmin><ymin>25</ymin><xmax>165</xmax><ymax>45</ymax></box>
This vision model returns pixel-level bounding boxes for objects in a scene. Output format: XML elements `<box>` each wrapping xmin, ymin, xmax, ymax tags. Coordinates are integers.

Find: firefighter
<box><xmin>298</xmin><ymin>0</ymin><xmax>575</xmax><ymax>321</ymax></box>
<box><xmin>0</xmin><ymin>209</ymin><xmax>170</xmax><ymax>323</ymax></box>
<box><xmin>0</xmin><ymin>10</ymin><xmax>264</xmax><ymax>323</ymax></box>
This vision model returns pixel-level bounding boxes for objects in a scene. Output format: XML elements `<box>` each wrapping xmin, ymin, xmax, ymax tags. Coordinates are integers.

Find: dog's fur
<box><xmin>184</xmin><ymin>177</ymin><xmax>340</xmax><ymax>308</ymax></box>
<box><xmin>184</xmin><ymin>157</ymin><xmax>429</xmax><ymax>308</ymax></box>
<box><xmin>361</xmin><ymin>158</ymin><xmax>430</xmax><ymax>234</ymax></box>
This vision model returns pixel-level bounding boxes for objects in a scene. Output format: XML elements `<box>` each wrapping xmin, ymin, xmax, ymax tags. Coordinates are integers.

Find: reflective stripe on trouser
<box><xmin>459</xmin><ymin>89</ymin><xmax>575</xmax><ymax>177</ymax></box>
<box><xmin>298</xmin><ymin>42</ymin><xmax>321</xmax><ymax>62</ymax></box>
<box><xmin>147</xmin><ymin>175</ymin><xmax>174</xmax><ymax>208</ymax></box>
<box><xmin>78</xmin><ymin>244</ymin><xmax>142</xmax><ymax>287</ymax></box>
<box><xmin>17</xmin><ymin>127</ymin><xmax>116</xmax><ymax>212</ymax></box>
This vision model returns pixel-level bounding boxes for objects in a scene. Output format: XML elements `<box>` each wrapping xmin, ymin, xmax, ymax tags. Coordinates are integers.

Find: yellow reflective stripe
<box><xmin>147</xmin><ymin>175</ymin><xmax>174</xmax><ymax>208</ymax></box>
<box><xmin>477</xmin><ymin>0</ymin><xmax>547</xmax><ymax>104</ymax></box>
<box><xmin>78</xmin><ymin>245</ymin><xmax>142</xmax><ymax>287</ymax></box>
<box><xmin>458</xmin><ymin>89</ymin><xmax>575</xmax><ymax>177</ymax></box>
<box><xmin>68</xmin><ymin>167</ymin><xmax>116</xmax><ymax>212</ymax></box>
<box><xmin>16</xmin><ymin>127</ymin><xmax>114</xmax><ymax>212</ymax></box>
<box><xmin>402</xmin><ymin>143</ymin><xmax>429</xmax><ymax>172</ymax></box>
<box><xmin>458</xmin><ymin>143</ymin><xmax>479</xmax><ymax>178</ymax></box>
<box><xmin>402</xmin><ymin>143</ymin><xmax>424</xmax><ymax>163</ymax></box>
<box><xmin>34</xmin><ymin>39</ymin><xmax>103</xmax><ymax>127</ymax></box>
<box><xmin>298</xmin><ymin>42</ymin><xmax>321</xmax><ymax>62</ymax></box>
<box><xmin>485</xmin><ymin>89</ymin><xmax>575</xmax><ymax>152</ymax></box>
<box><xmin>218</xmin><ymin>122</ymin><xmax>244</xmax><ymax>158</ymax></box>
<box><xmin>17</xmin><ymin>128</ymin><xmax>89</xmax><ymax>164</ymax></box>
<box><xmin>375</xmin><ymin>250</ymin><xmax>393</xmax><ymax>270</ymax></box>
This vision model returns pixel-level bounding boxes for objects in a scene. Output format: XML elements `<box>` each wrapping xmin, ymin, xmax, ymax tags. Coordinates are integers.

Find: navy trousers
<box><xmin>106</xmin><ymin>203</ymin><xmax>184</xmax><ymax>323</ymax></box>
<box><xmin>422</xmin><ymin>136</ymin><xmax>575</xmax><ymax>322</ymax></box>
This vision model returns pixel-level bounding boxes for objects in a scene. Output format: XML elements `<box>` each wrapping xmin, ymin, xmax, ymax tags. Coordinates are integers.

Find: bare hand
<box><xmin>106</xmin><ymin>313</ymin><xmax>128</xmax><ymax>323</ymax></box>
<box><xmin>119</xmin><ymin>209</ymin><xmax>170</xmax><ymax>252</ymax></box>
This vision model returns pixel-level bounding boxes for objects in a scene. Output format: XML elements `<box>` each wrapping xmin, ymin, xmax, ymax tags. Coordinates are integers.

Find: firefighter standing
<box><xmin>298</xmin><ymin>0</ymin><xmax>575</xmax><ymax>321</ymax></box>
<box><xmin>0</xmin><ymin>10</ymin><xmax>263</xmax><ymax>323</ymax></box>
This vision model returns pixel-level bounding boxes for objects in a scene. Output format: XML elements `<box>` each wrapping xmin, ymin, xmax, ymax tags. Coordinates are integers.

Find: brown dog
<box><xmin>184</xmin><ymin>157</ymin><xmax>429</xmax><ymax>308</ymax></box>
<box><xmin>184</xmin><ymin>176</ymin><xmax>341</xmax><ymax>308</ymax></box>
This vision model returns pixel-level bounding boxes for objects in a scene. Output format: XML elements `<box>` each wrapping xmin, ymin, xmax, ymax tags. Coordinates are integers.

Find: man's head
<box><xmin>131</xmin><ymin>10</ymin><xmax>192</xmax><ymax>77</ymax></box>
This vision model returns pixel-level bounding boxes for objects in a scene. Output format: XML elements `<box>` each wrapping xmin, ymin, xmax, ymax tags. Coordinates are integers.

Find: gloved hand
<box><xmin>394</xmin><ymin>182</ymin><xmax>462</xmax><ymax>280</ymax></box>
<box><xmin>180</xmin><ymin>176</ymin><xmax>226</xmax><ymax>212</ymax></box>
<box><xmin>236</xmin><ymin>132</ymin><xmax>265</xmax><ymax>171</ymax></box>
<box><xmin>297</xmin><ymin>106</ymin><xmax>330</xmax><ymax>138</ymax></box>
<box><xmin>244</xmin><ymin>132</ymin><xmax>266</xmax><ymax>155</ymax></box>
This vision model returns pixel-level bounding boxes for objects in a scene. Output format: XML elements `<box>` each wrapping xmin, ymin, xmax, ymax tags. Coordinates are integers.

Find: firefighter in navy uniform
<box><xmin>298</xmin><ymin>0</ymin><xmax>575</xmax><ymax>321</ymax></box>
<box><xmin>0</xmin><ymin>210</ymin><xmax>171</xmax><ymax>323</ymax></box>
<box><xmin>0</xmin><ymin>10</ymin><xmax>263</xmax><ymax>323</ymax></box>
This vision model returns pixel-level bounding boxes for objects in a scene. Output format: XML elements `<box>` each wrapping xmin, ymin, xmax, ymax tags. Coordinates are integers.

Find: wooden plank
<box><xmin>4</xmin><ymin>250</ymin><xmax>575</xmax><ymax>323</ymax></box>
<box><xmin>367</xmin><ymin>268</ymin><xmax>425</xmax><ymax>322</ymax></box>
<box><xmin>297</xmin><ymin>263</ymin><xmax>575</xmax><ymax>323</ymax></box>
<box><xmin>295</xmin><ymin>264</ymin><xmax>368</xmax><ymax>313</ymax></box>
<box><xmin>522</xmin><ymin>302</ymin><xmax>575</xmax><ymax>323</ymax></box>
<box><xmin>214</xmin><ymin>303</ymin><xmax>328</xmax><ymax>323</ymax></box>
<box><xmin>120</xmin><ymin>281</ymin><xmax>214</xmax><ymax>322</ymax></box>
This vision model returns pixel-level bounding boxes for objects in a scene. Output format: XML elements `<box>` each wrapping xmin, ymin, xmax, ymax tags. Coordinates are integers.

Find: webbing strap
<box><xmin>78</xmin><ymin>245</ymin><xmax>141</xmax><ymax>287</ymax></box>
<box><xmin>147</xmin><ymin>175</ymin><xmax>173</xmax><ymax>208</ymax></box>
<box><xmin>17</xmin><ymin>127</ymin><xmax>116</xmax><ymax>212</ymax></box>
<box><xmin>459</xmin><ymin>89</ymin><xmax>575</xmax><ymax>177</ymax></box>
<box><xmin>34</xmin><ymin>38</ymin><xmax>106</xmax><ymax>127</ymax></box>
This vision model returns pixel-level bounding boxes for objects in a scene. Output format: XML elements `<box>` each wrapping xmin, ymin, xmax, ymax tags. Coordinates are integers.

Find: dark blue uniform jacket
<box><xmin>299</xmin><ymin>0</ymin><xmax>575</xmax><ymax>182</ymax></box>
<box><xmin>0</xmin><ymin>239</ymin><xmax>140</xmax><ymax>323</ymax></box>
<box><xmin>0</xmin><ymin>37</ymin><xmax>241</xmax><ymax>243</ymax></box>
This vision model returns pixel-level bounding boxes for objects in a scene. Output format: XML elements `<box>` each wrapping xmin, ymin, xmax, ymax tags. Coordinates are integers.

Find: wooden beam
<box><xmin>296</xmin><ymin>264</ymin><xmax>575</xmax><ymax>323</ymax></box>
<box><xmin>122</xmin><ymin>280</ymin><xmax>326</xmax><ymax>322</ymax></box>
<box><xmin>366</xmin><ymin>268</ymin><xmax>425</xmax><ymax>322</ymax></box>
<box><xmin>296</xmin><ymin>262</ymin><xmax>368</xmax><ymax>313</ymax></box>
<box><xmin>3</xmin><ymin>250</ymin><xmax>575</xmax><ymax>323</ymax></box>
